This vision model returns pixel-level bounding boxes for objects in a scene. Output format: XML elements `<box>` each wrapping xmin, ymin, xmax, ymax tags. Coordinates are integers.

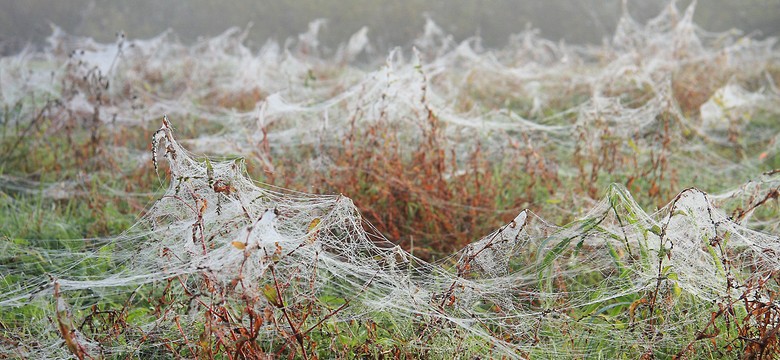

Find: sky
<box><xmin>0</xmin><ymin>0</ymin><xmax>778</xmax><ymax>55</ymax></box>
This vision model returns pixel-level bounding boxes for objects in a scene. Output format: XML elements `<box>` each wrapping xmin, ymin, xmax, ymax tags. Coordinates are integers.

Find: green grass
<box><xmin>2</xmin><ymin>14</ymin><xmax>780</xmax><ymax>358</ymax></box>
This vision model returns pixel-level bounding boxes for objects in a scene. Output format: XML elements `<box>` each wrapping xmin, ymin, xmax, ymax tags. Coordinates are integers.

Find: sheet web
<box><xmin>1</xmin><ymin>1</ymin><xmax>780</xmax><ymax>358</ymax></box>
<box><xmin>2</xmin><ymin>118</ymin><xmax>779</xmax><ymax>358</ymax></box>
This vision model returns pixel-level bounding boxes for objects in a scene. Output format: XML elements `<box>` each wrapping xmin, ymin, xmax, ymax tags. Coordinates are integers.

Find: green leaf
<box><xmin>648</xmin><ymin>225</ymin><xmax>662</xmax><ymax>236</ymax></box>
<box><xmin>205</xmin><ymin>158</ymin><xmax>214</xmax><ymax>186</ymax></box>
<box><xmin>263</xmin><ymin>284</ymin><xmax>282</xmax><ymax>307</ymax></box>
<box><xmin>540</xmin><ymin>236</ymin><xmax>572</xmax><ymax>272</ymax></box>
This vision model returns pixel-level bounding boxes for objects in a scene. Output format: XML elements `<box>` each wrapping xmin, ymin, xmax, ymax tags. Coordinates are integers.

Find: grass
<box><xmin>2</xmin><ymin>7</ymin><xmax>780</xmax><ymax>358</ymax></box>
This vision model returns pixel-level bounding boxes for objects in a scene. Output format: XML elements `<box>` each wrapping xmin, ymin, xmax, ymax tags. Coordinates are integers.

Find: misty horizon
<box><xmin>1</xmin><ymin>0</ymin><xmax>779</xmax><ymax>56</ymax></box>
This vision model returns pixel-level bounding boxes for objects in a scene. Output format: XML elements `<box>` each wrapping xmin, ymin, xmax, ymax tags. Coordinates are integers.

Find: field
<box><xmin>2</xmin><ymin>3</ymin><xmax>780</xmax><ymax>359</ymax></box>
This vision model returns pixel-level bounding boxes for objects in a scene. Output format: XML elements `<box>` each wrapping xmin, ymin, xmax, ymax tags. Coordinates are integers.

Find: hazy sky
<box><xmin>1</xmin><ymin>0</ymin><xmax>778</xmax><ymax>54</ymax></box>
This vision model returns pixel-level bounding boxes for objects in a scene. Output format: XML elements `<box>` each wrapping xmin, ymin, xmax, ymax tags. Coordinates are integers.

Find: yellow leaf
<box><xmin>308</xmin><ymin>218</ymin><xmax>321</xmax><ymax>232</ymax></box>
<box><xmin>231</xmin><ymin>241</ymin><xmax>246</xmax><ymax>250</ymax></box>
<box><xmin>629</xmin><ymin>298</ymin><xmax>648</xmax><ymax>321</ymax></box>
<box><xmin>627</xmin><ymin>138</ymin><xmax>639</xmax><ymax>154</ymax></box>
<box><xmin>307</xmin><ymin>218</ymin><xmax>321</xmax><ymax>244</ymax></box>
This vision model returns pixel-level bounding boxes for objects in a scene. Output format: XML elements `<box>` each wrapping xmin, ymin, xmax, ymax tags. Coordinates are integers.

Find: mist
<box><xmin>2</xmin><ymin>0</ymin><xmax>779</xmax><ymax>55</ymax></box>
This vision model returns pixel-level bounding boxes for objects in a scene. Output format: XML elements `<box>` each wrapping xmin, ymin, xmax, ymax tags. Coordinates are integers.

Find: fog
<box><xmin>1</xmin><ymin>0</ymin><xmax>779</xmax><ymax>55</ymax></box>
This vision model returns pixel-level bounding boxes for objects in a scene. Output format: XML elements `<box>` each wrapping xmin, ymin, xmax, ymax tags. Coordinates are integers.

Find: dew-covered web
<box><xmin>2</xmin><ymin>1</ymin><xmax>780</xmax><ymax>358</ymax></box>
<box><xmin>4</xmin><ymin>117</ymin><xmax>780</xmax><ymax>359</ymax></box>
